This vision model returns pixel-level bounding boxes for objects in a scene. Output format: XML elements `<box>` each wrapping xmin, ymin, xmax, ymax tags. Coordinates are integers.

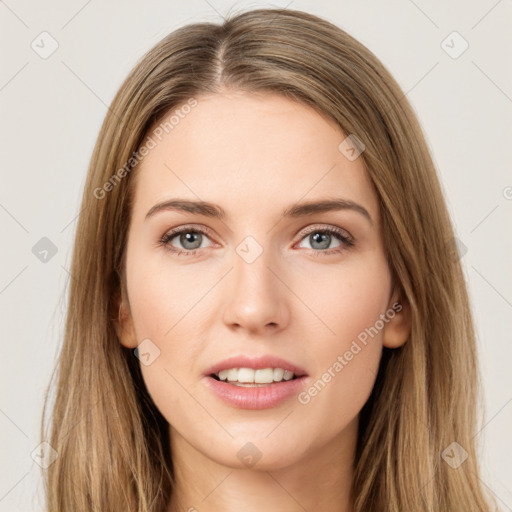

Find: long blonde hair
<box><xmin>41</xmin><ymin>8</ymin><xmax>494</xmax><ymax>511</ymax></box>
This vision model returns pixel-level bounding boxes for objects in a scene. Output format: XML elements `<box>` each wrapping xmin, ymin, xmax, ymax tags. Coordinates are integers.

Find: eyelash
<box><xmin>158</xmin><ymin>224</ymin><xmax>355</xmax><ymax>257</ymax></box>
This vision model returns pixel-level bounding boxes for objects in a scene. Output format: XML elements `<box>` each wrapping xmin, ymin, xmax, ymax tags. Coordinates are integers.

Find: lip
<box><xmin>203</xmin><ymin>375</ymin><xmax>308</xmax><ymax>410</ymax></box>
<box><xmin>204</xmin><ymin>355</ymin><xmax>308</xmax><ymax>377</ymax></box>
<box><xmin>203</xmin><ymin>355</ymin><xmax>309</xmax><ymax>410</ymax></box>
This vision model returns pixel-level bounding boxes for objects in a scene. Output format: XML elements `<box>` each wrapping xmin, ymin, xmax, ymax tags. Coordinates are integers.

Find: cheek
<box><xmin>290</xmin><ymin>251</ymin><xmax>392</xmax><ymax>348</ymax></box>
<box><xmin>290</xmin><ymin>255</ymin><xmax>390</xmax><ymax>433</ymax></box>
<box><xmin>295</xmin><ymin>340</ymin><xmax>382</xmax><ymax>454</ymax></box>
<box><xmin>124</xmin><ymin>252</ymin><xmax>214</xmax><ymax>423</ymax></box>
<box><xmin>127</xmin><ymin>250</ymin><xmax>209</xmax><ymax>339</ymax></box>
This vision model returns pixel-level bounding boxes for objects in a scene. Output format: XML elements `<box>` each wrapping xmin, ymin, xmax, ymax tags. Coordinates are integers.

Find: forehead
<box><xmin>131</xmin><ymin>91</ymin><xmax>379</xmax><ymax>222</ymax></box>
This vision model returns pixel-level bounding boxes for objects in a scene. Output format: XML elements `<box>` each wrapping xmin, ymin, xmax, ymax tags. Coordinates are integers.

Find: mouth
<box><xmin>204</xmin><ymin>372</ymin><xmax>307</xmax><ymax>410</ymax></box>
<box><xmin>203</xmin><ymin>356</ymin><xmax>308</xmax><ymax>409</ymax></box>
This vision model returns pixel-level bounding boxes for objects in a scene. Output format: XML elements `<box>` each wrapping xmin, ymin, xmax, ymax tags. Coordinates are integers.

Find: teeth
<box><xmin>214</xmin><ymin>367</ymin><xmax>297</xmax><ymax>384</ymax></box>
<box><xmin>255</xmin><ymin>368</ymin><xmax>274</xmax><ymax>383</ymax></box>
<box><xmin>226</xmin><ymin>368</ymin><xmax>238</xmax><ymax>381</ymax></box>
<box><xmin>273</xmin><ymin>368</ymin><xmax>284</xmax><ymax>381</ymax></box>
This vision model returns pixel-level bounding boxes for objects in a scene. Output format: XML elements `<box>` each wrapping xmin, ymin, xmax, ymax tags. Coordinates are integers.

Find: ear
<box><xmin>382</xmin><ymin>286</ymin><xmax>411</xmax><ymax>349</ymax></box>
<box><xmin>112</xmin><ymin>290</ymin><xmax>138</xmax><ymax>349</ymax></box>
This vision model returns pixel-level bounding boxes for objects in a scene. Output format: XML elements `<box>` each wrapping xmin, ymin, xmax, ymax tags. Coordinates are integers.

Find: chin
<box><xmin>202</xmin><ymin>432</ymin><xmax>308</xmax><ymax>471</ymax></box>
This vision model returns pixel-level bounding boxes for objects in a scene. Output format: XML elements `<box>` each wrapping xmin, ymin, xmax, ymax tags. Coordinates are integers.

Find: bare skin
<box><xmin>115</xmin><ymin>90</ymin><xmax>411</xmax><ymax>512</ymax></box>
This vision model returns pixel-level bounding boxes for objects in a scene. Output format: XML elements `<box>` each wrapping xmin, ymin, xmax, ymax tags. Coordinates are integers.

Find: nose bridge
<box><xmin>222</xmin><ymin>232</ymin><xmax>288</xmax><ymax>330</ymax></box>
<box><xmin>232</xmin><ymin>233</ymin><xmax>276</xmax><ymax>297</ymax></box>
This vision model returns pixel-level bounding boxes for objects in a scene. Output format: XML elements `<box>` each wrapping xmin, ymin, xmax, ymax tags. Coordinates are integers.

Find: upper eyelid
<box><xmin>299</xmin><ymin>224</ymin><xmax>351</xmax><ymax>238</ymax></box>
<box><xmin>162</xmin><ymin>223</ymin><xmax>216</xmax><ymax>240</ymax></box>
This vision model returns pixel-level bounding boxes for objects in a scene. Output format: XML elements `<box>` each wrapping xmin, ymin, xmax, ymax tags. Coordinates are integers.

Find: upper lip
<box><xmin>205</xmin><ymin>355</ymin><xmax>308</xmax><ymax>377</ymax></box>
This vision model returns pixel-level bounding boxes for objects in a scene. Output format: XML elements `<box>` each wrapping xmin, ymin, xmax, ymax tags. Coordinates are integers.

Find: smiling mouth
<box><xmin>204</xmin><ymin>366</ymin><xmax>307</xmax><ymax>409</ymax></box>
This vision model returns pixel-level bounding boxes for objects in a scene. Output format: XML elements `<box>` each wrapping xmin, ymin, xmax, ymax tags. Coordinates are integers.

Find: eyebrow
<box><xmin>145</xmin><ymin>198</ymin><xmax>373</xmax><ymax>225</ymax></box>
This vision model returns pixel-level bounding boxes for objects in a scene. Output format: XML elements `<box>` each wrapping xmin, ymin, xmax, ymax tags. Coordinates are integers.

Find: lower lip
<box><xmin>203</xmin><ymin>375</ymin><xmax>307</xmax><ymax>410</ymax></box>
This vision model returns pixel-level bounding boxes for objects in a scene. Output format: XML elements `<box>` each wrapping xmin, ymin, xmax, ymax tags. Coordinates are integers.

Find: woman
<box><xmin>40</xmin><ymin>8</ymin><xmax>495</xmax><ymax>511</ymax></box>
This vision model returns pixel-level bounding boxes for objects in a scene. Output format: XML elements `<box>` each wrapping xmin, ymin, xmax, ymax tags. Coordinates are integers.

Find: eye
<box><xmin>159</xmin><ymin>225</ymin><xmax>215</xmax><ymax>256</ymax></box>
<box><xmin>159</xmin><ymin>224</ymin><xmax>355</xmax><ymax>257</ymax></box>
<box><xmin>295</xmin><ymin>225</ymin><xmax>354</xmax><ymax>256</ymax></box>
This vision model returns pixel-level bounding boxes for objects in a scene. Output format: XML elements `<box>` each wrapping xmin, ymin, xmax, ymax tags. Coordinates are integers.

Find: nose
<box><xmin>222</xmin><ymin>242</ymin><xmax>290</xmax><ymax>334</ymax></box>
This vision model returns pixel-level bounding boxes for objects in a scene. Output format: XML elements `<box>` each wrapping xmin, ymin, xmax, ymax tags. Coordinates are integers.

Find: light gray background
<box><xmin>1</xmin><ymin>1</ymin><xmax>511</xmax><ymax>510</ymax></box>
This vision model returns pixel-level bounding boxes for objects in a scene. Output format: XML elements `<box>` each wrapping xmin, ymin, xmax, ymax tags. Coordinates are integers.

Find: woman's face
<box><xmin>117</xmin><ymin>91</ymin><xmax>409</xmax><ymax>470</ymax></box>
